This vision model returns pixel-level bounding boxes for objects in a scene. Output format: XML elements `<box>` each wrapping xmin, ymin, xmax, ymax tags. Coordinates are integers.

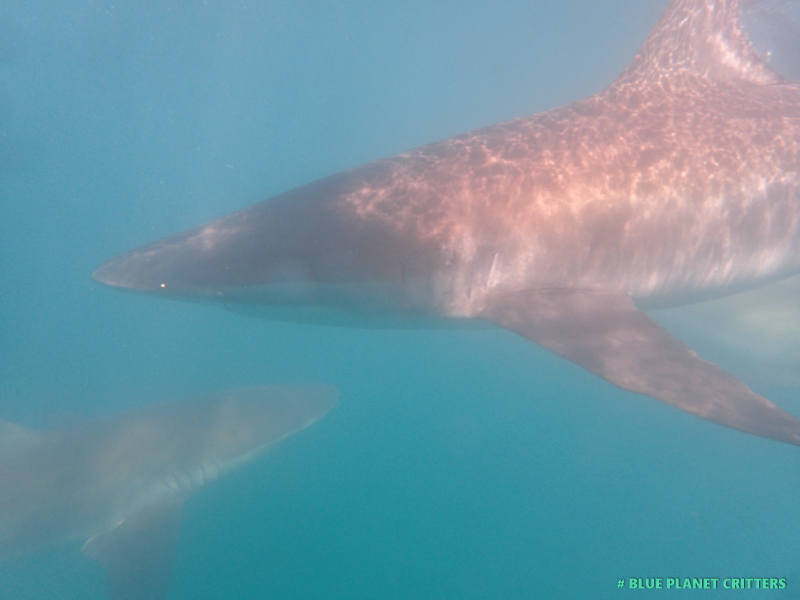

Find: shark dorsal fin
<box><xmin>616</xmin><ymin>0</ymin><xmax>782</xmax><ymax>87</ymax></box>
<box><xmin>0</xmin><ymin>419</ymin><xmax>39</xmax><ymax>452</ymax></box>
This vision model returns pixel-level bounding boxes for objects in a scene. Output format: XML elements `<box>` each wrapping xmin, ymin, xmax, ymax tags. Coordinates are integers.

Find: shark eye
<box><xmin>741</xmin><ymin>0</ymin><xmax>800</xmax><ymax>80</ymax></box>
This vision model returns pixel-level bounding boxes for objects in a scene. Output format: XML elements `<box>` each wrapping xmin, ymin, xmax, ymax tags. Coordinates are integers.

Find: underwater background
<box><xmin>2</xmin><ymin>0</ymin><xmax>800</xmax><ymax>597</ymax></box>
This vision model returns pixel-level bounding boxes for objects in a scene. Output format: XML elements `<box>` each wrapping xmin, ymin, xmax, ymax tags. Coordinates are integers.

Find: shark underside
<box><xmin>94</xmin><ymin>0</ymin><xmax>800</xmax><ymax>446</ymax></box>
<box><xmin>0</xmin><ymin>386</ymin><xmax>336</xmax><ymax>599</ymax></box>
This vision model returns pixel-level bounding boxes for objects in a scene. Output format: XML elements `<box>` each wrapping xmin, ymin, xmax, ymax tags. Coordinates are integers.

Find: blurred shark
<box><xmin>0</xmin><ymin>385</ymin><xmax>337</xmax><ymax>600</ymax></box>
<box><xmin>94</xmin><ymin>0</ymin><xmax>800</xmax><ymax>447</ymax></box>
<box><xmin>652</xmin><ymin>273</ymin><xmax>800</xmax><ymax>387</ymax></box>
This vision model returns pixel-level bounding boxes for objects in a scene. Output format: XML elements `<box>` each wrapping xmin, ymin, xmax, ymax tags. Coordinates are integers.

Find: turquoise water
<box><xmin>2</xmin><ymin>1</ymin><xmax>799</xmax><ymax>598</ymax></box>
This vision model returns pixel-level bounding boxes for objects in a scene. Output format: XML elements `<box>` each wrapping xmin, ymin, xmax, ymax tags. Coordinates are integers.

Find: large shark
<box><xmin>93</xmin><ymin>0</ymin><xmax>800</xmax><ymax>447</ymax></box>
<box><xmin>0</xmin><ymin>385</ymin><xmax>336</xmax><ymax>599</ymax></box>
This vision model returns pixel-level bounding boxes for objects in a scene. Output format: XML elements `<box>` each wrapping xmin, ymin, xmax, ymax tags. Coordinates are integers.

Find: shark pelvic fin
<box><xmin>482</xmin><ymin>289</ymin><xmax>800</xmax><ymax>446</ymax></box>
<box><xmin>82</xmin><ymin>502</ymin><xmax>183</xmax><ymax>600</ymax></box>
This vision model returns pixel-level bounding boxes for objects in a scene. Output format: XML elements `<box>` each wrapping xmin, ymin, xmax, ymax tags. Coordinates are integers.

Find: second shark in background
<box><xmin>0</xmin><ymin>385</ymin><xmax>337</xmax><ymax>600</ymax></box>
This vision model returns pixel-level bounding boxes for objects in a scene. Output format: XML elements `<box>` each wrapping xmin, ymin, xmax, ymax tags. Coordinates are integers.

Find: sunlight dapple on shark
<box><xmin>94</xmin><ymin>0</ymin><xmax>800</xmax><ymax>446</ymax></box>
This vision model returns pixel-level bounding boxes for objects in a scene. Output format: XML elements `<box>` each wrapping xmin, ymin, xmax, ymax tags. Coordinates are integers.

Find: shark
<box><xmin>93</xmin><ymin>0</ymin><xmax>800</xmax><ymax>447</ymax></box>
<box><xmin>0</xmin><ymin>385</ymin><xmax>336</xmax><ymax>600</ymax></box>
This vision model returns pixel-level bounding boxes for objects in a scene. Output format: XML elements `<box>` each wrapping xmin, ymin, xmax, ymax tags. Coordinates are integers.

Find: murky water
<box><xmin>1</xmin><ymin>1</ymin><xmax>798</xmax><ymax>598</ymax></box>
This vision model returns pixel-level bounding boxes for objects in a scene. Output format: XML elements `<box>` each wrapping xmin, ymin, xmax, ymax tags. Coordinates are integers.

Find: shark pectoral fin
<box><xmin>82</xmin><ymin>502</ymin><xmax>183</xmax><ymax>600</ymax></box>
<box><xmin>482</xmin><ymin>289</ymin><xmax>800</xmax><ymax>447</ymax></box>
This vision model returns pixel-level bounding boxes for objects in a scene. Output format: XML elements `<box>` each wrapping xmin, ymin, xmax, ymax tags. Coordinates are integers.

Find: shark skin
<box><xmin>0</xmin><ymin>385</ymin><xmax>337</xmax><ymax>600</ymax></box>
<box><xmin>93</xmin><ymin>0</ymin><xmax>800</xmax><ymax>446</ymax></box>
